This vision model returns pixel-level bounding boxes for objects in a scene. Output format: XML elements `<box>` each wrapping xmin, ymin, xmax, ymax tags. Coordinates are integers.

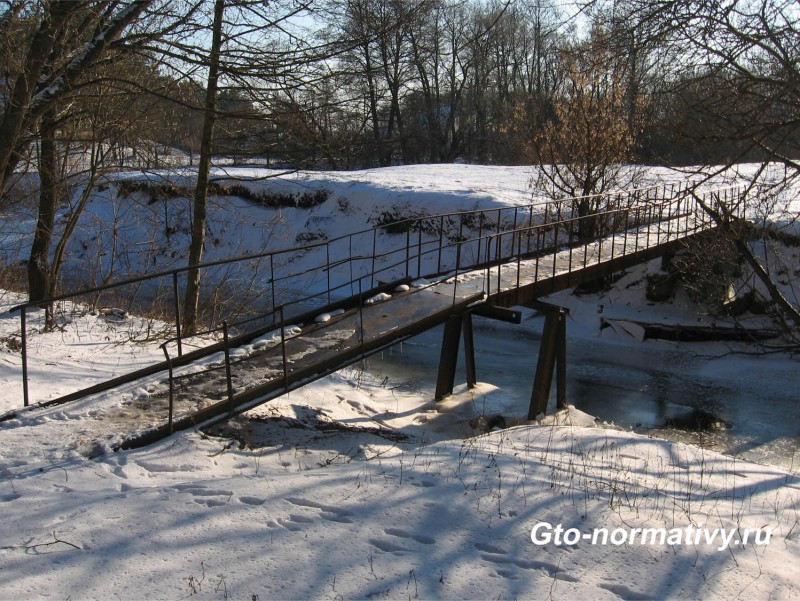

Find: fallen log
<box><xmin>601</xmin><ymin>318</ymin><xmax>781</xmax><ymax>342</ymax></box>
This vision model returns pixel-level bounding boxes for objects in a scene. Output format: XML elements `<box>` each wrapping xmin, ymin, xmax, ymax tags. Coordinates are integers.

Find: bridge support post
<box><xmin>463</xmin><ymin>313</ymin><xmax>476</xmax><ymax>388</ymax></box>
<box><xmin>528</xmin><ymin>309</ymin><xmax>567</xmax><ymax>419</ymax></box>
<box><xmin>435</xmin><ymin>313</ymin><xmax>476</xmax><ymax>400</ymax></box>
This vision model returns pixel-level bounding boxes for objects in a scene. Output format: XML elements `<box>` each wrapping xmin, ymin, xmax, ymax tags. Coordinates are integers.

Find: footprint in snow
<box><xmin>474</xmin><ymin>542</ymin><xmax>507</xmax><ymax>555</ymax></box>
<box><xmin>598</xmin><ymin>583</ymin><xmax>653</xmax><ymax>600</ymax></box>
<box><xmin>283</xmin><ymin>496</ymin><xmax>354</xmax><ymax>523</ymax></box>
<box><xmin>238</xmin><ymin>496</ymin><xmax>265</xmax><ymax>506</ymax></box>
<box><xmin>277</xmin><ymin>515</ymin><xmax>313</xmax><ymax>531</ymax></box>
<box><xmin>193</xmin><ymin>498</ymin><xmax>227</xmax><ymax>507</ymax></box>
<box><xmin>369</xmin><ymin>538</ymin><xmax>411</xmax><ymax>555</ymax></box>
<box><xmin>384</xmin><ymin>528</ymin><xmax>435</xmax><ymax>545</ymax></box>
<box><xmin>411</xmin><ymin>480</ymin><xmax>436</xmax><ymax>488</ymax></box>
<box><xmin>478</xmin><ymin>554</ymin><xmax>579</xmax><ymax>582</ymax></box>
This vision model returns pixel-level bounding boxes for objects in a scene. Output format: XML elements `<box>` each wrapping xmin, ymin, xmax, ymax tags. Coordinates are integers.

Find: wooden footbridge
<box><xmin>6</xmin><ymin>182</ymin><xmax>747</xmax><ymax>448</ymax></box>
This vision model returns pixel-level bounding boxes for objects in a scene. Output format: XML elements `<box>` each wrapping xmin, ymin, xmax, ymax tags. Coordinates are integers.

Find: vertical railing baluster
<box><xmin>477</xmin><ymin>212</ymin><xmax>484</xmax><ymax>267</ymax></box>
<box><xmin>280</xmin><ymin>306</ymin><xmax>289</xmax><ymax>394</ymax></box>
<box><xmin>20</xmin><ymin>307</ymin><xmax>29</xmax><ymax>407</ymax></box>
<box><xmin>623</xmin><ymin>205</ymin><xmax>630</xmax><ymax>255</ymax></box>
<box><xmin>496</xmin><ymin>234</ymin><xmax>502</xmax><ymax>295</ymax></box>
<box><xmin>405</xmin><ymin>226</ymin><xmax>411</xmax><ymax>278</ymax></box>
<box><xmin>162</xmin><ymin>345</ymin><xmax>174</xmax><ymax>433</ymax></box>
<box><xmin>371</xmin><ymin>229</ymin><xmax>377</xmax><ymax>288</ymax></box>
<box><xmin>527</xmin><ymin>206</ymin><xmax>534</xmax><ymax>254</ymax></box>
<box><xmin>454</xmin><ymin>240</ymin><xmax>461</xmax><ymax>308</ymax></box>
<box><xmin>553</xmin><ymin>213</ymin><xmax>559</xmax><ymax>278</ymax></box>
<box><xmin>417</xmin><ymin>225</ymin><xmax>423</xmax><ymax>278</ymax></box>
<box><xmin>358</xmin><ymin>279</ymin><xmax>365</xmax><ymax>355</ymax></box>
<box><xmin>222</xmin><ymin>321</ymin><xmax>234</xmax><ymax>414</ymax></box>
<box><xmin>326</xmin><ymin>243</ymin><xmax>331</xmax><ymax>305</ymax></box>
<box><xmin>510</xmin><ymin>207</ymin><xmax>518</xmax><ymax>261</ymax></box>
<box><xmin>270</xmin><ymin>254</ymin><xmax>276</xmax><ymax>314</ymax></box>
<box><xmin>437</xmin><ymin>215</ymin><xmax>444</xmax><ymax>273</ymax></box>
<box><xmin>172</xmin><ymin>272</ymin><xmax>182</xmax><ymax>357</ymax></box>
<box><xmin>349</xmin><ymin>235</ymin><xmax>354</xmax><ymax>295</ymax></box>
<box><xmin>516</xmin><ymin>228</ymin><xmax>522</xmax><ymax>290</ymax></box>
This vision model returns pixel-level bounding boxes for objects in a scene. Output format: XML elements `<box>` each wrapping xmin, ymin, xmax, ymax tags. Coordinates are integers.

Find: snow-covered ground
<box><xmin>0</xmin><ymin>164</ymin><xmax>798</xmax><ymax>599</ymax></box>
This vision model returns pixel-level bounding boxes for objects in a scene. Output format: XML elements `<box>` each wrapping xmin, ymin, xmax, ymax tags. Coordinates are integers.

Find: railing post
<box><xmin>326</xmin><ymin>243</ymin><xmax>331</xmax><ymax>305</ymax></box>
<box><xmin>20</xmin><ymin>307</ymin><xmax>29</xmax><ymax>408</ymax></box>
<box><xmin>623</xmin><ymin>205</ymin><xmax>630</xmax><ymax>253</ymax></box>
<box><xmin>496</xmin><ymin>234</ymin><xmax>502</xmax><ymax>295</ymax></box>
<box><xmin>162</xmin><ymin>345</ymin><xmax>174</xmax><ymax>433</ymax></box>
<box><xmin>609</xmin><ymin>208</ymin><xmax>617</xmax><ymax>262</ymax></box>
<box><xmin>349</xmin><ymin>235</ymin><xmax>355</xmax><ymax>295</ymax></box>
<box><xmin>405</xmin><ymin>226</ymin><xmax>411</xmax><ymax>278</ymax></box>
<box><xmin>666</xmin><ymin>196</ymin><xmax>672</xmax><ymax>240</ymax></box>
<box><xmin>511</xmin><ymin>207</ymin><xmax>518</xmax><ymax>260</ymax></box>
<box><xmin>371</xmin><ymin>229</ymin><xmax>378</xmax><ymax>288</ymax></box>
<box><xmin>685</xmin><ymin>193</ymin><xmax>691</xmax><ymax>235</ymax></box>
<box><xmin>477</xmin><ymin>212</ymin><xmax>484</xmax><ymax>266</ymax></box>
<box><xmin>568</xmin><ymin>215</ymin><xmax>574</xmax><ymax>271</ymax></box>
<box><xmin>534</xmin><ymin>222</ymin><xmax>541</xmax><ymax>283</ymax></box>
<box><xmin>417</xmin><ymin>226</ymin><xmax>422</xmax><ymax>278</ymax></box>
<box><xmin>270</xmin><ymin>254</ymin><xmax>276</xmax><ymax>313</ymax></box>
<box><xmin>279</xmin><ymin>306</ymin><xmax>289</xmax><ymax>393</ymax></box>
<box><xmin>516</xmin><ymin>228</ymin><xmax>522</xmax><ymax>290</ymax></box>
<box><xmin>527</xmin><ymin>206</ymin><xmax>534</xmax><ymax>254</ymax></box>
<box><xmin>172</xmin><ymin>272</ymin><xmax>182</xmax><ymax>357</ymax></box>
<box><xmin>457</xmin><ymin>213</ymin><xmax>464</xmax><ymax>272</ymax></box>
<box><xmin>583</xmin><ymin>216</ymin><xmax>589</xmax><ymax>270</ymax></box>
<box><xmin>437</xmin><ymin>215</ymin><xmax>444</xmax><ymax>273</ymax></box>
<box><xmin>597</xmin><ymin>232</ymin><xmax>602</xmax><ymax>267</ymax></box>
<box><xmin>553</xmin><ymin>213</ymin><xmax>559</xmax><ymax>279</ymax></box>
<box><xmin>222</xmin><ymin>321</ymin><xmax>234</xmax><ymax>414</ymax></box>
<box><xmin>495</xmin><ymin>207</ymin><xmax>502</xmax><ymax>261</ymax></box>
<box><xmin>358</xmin><ymin>279</ymin><xmax>365</xmax><ymax>356</ymax></box>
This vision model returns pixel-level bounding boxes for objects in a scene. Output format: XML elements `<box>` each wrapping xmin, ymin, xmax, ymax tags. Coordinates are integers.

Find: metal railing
<box><xmin>7</xmin><ymin>181</ymin><xmax>747</xmax><ymax>410</ymax></box>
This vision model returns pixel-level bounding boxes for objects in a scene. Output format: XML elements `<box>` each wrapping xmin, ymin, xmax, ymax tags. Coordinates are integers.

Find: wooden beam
<box><xmin>471</xmin><ymin>303</ymin><xmax>522</xmax><ymax>324</ymax></box>
<box><xmin>435</xmin><ymin>316</ymin><xmax>463</xmax><ymax>400</ymax></box>
<box><xmin>529</xmin><ymin>309</ymin><xmax>568</xmax><ymax>418</ymax></box>
<box><xmin>556</xmin><ymin>311</ymin><xmax>567</xmax><ymax>410</ymax></box>
<box><xmin>462</xmin><ymin>313</ymin><xmax>477</xmax><ymax>388</ymax></box>
<box><xmin>529</xmin><ymin>311</ymin><xmax>559</xmax><ymax>418</ymax></box>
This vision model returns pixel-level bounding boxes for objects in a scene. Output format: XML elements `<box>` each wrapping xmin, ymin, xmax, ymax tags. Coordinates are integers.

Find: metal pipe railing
<box><xmin>9</xmin><ymin>182</ymin><xmax>747</xmax><ymax>409</ymax></box>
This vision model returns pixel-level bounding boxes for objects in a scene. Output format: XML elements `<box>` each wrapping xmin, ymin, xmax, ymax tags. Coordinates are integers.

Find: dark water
<box><xmin>363</xmin><ymin>314</ymin><xmax>800</xmax><ymax>473</ymax></box>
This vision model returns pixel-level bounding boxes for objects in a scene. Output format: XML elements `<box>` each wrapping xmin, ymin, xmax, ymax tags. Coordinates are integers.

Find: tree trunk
<box><xmin>28</xmin><ymin>111</ymin><xmax>58</xmax><ymax>320</ymax></box>
<box><xmin>183</xmin><ymin>0</ymin><xmax>224</xmax><ymax>335</ymax></box>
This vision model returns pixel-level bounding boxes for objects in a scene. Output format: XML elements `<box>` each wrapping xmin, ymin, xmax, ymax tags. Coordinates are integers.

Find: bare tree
<box><xmin>0</xmin><ymin>1</ymin><xmax>203</xmax><ymax>304</ymax></box>
<box><xmin>618</xmin><ymin>0</ymin><xmax>800</xmax><ymax>337</ymax></box>
<box><xmin>183</xmin><ymin>0</ymin><xmax>224</xmax><ymax>335</ymax></box>
<box><xmin>0</xmin><ymin>1</ymin><xmax>160</xmax><ymax>197</ymax></box>
<box><xmin>528</xmin><ymin>27</ymin><xmax>645</xmax><ymax>238</ymax></box>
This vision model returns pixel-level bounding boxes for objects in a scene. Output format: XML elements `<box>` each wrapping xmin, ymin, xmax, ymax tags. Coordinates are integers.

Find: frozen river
<box><xmin>364</xmin><ymin>312</ymin><xmax>800</xmax><ymax>473</ymax></box>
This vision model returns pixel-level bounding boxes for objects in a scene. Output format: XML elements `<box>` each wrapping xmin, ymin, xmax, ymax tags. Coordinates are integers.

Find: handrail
<box><xmin>9</xmin><ymin>180</ymin><xmax>735</xmax><ymax>315</ymax></box>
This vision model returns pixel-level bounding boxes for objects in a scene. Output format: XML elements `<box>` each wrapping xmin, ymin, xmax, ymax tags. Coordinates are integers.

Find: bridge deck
<box><xmin>36</xmin><ymin>220</ymin><xmax>703</xmax><ymax>449</ymax></box>
<box><xmin>126</xmin><ymin>282</ymin><xmax>483</xmax><ymax>447</ymax></box>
